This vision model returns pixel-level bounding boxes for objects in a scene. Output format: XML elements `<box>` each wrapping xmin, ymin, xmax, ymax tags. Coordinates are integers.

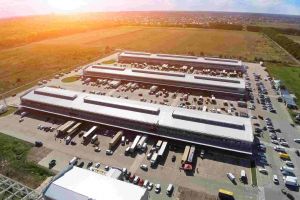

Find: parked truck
<box><xmin>83</xmin><ymin>126</ymin><xmax>98</xmax><ymax>141</ymax></box>
<box><xmin>150</xmin><ymin>152</ymin><xmax>158</xmax><ymax>167</ymax></box>
<box><xmin>57</xmin><ymin>121</ymin><xmax>76</xmax><ymax>137</ymax></box>
<box><xmin>109</xmin><ymin>131</ymin><xmax>123</xmax><ymax>150</ymax></box>
<box><xmin>130</xmin><ymin>135</ymin><xmax>141</xmax><ymax>153</ymax></box>
<box><xmin>284</xmin><ymin>176</ymin><xmax>298</xmax><ymax>187</ymax></box>
<box><xmin>158</xmin><ymin>141</ymin><xmax>168</xmax><ymax>158</ymax></box>
<box><xmin>137</xmin><ymin>136</ymin><xmax>148</xmax><ymax>150</ymax></box>
<box><xmin>181</xmin><ymin>145</ymin><xmax>191</xmax><ymax>164</ymax></box>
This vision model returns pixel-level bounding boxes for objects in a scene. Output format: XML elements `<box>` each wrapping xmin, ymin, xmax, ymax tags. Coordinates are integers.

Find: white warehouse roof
<box><xmin>44</xmin><ymin>166</ymin><xmax>148</xmax><ymax>200</ymax></box>
<box><xmin>83</xmin><ymin>65</ymin><xmax>245</xmax><ymax>95</ymax></box>
<box><xmin>21</xmin><ymin>87</ymin><xmax>253</xmax><ymax>154</ymax></box>
<box><xmin>119</xmin><ymin>51</ymin><xmax>243</xmax><ymax>68</ymax></box>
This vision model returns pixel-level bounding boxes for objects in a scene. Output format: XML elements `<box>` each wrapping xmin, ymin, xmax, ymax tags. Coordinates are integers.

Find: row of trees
<box><xmin>262</xmin><ymin>28</ymin><xmax>300</xmax><ymax>60</ymax></box>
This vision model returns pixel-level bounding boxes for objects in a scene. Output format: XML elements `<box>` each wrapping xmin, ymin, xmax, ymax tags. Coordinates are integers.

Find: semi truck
<box><xmin>181</xmin><ymin>145</ymin><xmax>191</xmax><ymax>164</ymax></box>
<box><xmin>150</xmin><ymin>153</ymin><xmax>158</xmax><ymax>167</ymax></box>
<box><xmin>156</xmin><ymin>140</ymin><xmax>162</xmax><ymax>150</ymax></box>
<box><xmin>57</xmin><ymin>121</ymin><xmax>76</xmax><ymax>137</ymax></box>
<box><xmin>137</xmin><ymin>136</ymin><xmax>148</xmax><ymax>150</ymax></box>
<box><xmin>158</xmin><ymin>141</ymin><xmax>168</xmax><ymax>158</ymax></box>
<box><xmin>130</xmin><ymin>135</ymin><xmax>141</xmax><ymax>153</ymax></box>
<box><xmin>66</xmin><ymin>122</ymin><xmax>82</xmax><ymax>138</ymax></box>
<box><xmin>187</xmin><ymin>145</ymin><xmax>195</xmax><ymax>163</ymax></box>
<box><xmin>83</xmin><ymin>126</ymin><xmax>98</xmax><ymax>141</ymax></box>
<box><xmin>109</xmin><ymin>131</ymin><xmax>123</xmax><ymax>150</ymax></box>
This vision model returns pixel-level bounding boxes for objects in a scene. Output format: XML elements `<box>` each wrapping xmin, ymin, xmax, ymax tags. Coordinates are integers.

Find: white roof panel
<box><xmin>21</xmin><ymin>87</ymin><xmax>253</xmax><ymax>143</ymax></box>
<box><xmin>119</xmin><ymin>51</ymin><xmax>243</xmax><ymax>67</ymax></box>
<box><xmin>44</xmin><ymin>167</ymin><xmax>147</xmax><ymax>200</ymax></box>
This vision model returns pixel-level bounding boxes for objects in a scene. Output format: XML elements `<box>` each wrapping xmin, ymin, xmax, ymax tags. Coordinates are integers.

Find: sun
<box><xmin>47</xmin><ymin>0</ymin><xmax>85</xmax><ymax>13</ymax></box>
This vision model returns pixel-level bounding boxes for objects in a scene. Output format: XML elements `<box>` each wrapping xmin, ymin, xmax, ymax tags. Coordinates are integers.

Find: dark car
<box><xmin>295</xmin><ymin>150</ymin><xmax>300</xmax><ymax>156</ymax></box>
<box><xmin>77</xmin><ymin>161</ymin><xmax>84</xmax><ymax>168</ymax></box>
<box><xmin>49</xmin><ymin>159</ymin><xmax>56</xmax><ymax>168</ymax></box>
<box><xmin>172</xmin><ymin>155</ymin><xmax>176</xmax><ymax>162</ymax></box>
<box><xmin>125</xmin><ymin>171</ymin><xmax>131</xmax><ymax>180</ymax></box>
<box><xmin>87</xmin><ymin>162</ymin><xmax>93</xmax><ymax>168</ymax></box>
<box><xmin>35</xmin><ymin>141</ymin><xmax>43</xmax><ymax>147</ymax></box>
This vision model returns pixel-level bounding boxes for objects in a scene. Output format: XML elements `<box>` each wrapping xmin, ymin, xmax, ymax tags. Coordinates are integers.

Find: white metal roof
<box><xmin>44</xmin><ymin>167</ymin><xmax>147</xmax><ymax>200</ymax></box>
<box><xmin>83</xmin><ymin>65</ymin><xmax>245</xmax><ymax>91</ymax></box>
<box><xmin>21</xmin><ymin>87</ymin><xmax>253</xmax><ymax>143</ymax></box>
<box><xmin>119</xmin><ymin>51</ymin><xmax>243</xmax><ymax>67</ymax></box>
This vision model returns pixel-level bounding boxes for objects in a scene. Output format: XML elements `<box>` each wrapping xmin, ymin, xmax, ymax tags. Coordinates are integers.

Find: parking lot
<box><xmin>1</xmin><ymin>54</ymin><xmax>300</xmax><ymax>200</ymax></box>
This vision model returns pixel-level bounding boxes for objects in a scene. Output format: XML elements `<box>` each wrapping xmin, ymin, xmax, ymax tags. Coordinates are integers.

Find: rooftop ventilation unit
<box><xmin>92</xmin><ymin>65</ymin><xmax>125</xmax><ymax>71</ymax></box>
<box><xmin>194</xmin><ymin>75</ymin><xmax>241</xmax><ymax>84</ymax></box>
<box><xmin>132</xmin><ymin>69</ymin><xmax>185</xmax><ymax>77</ymax></box>
<box><xmin>34</xmin><ymin>88</ymin><xmax>77</xmax><ymax>100</ymax></box>
<box><xmin>204</xmin><ymin>57</ymin><xmax>239</xmax><ymax>63</ymax></box>
<box><xmin>172</xmin><ymin>110</ymin><xmax>245</xmax><ymax>130</ymax></box>
<box><xmin>156</xmin><ymin>54</ymin><xmax>198</xmax><ymax>60</ymax></box>
<box><xmin>84</xmin><ymin>96</ymin><xmax>160</xmax><ymax>115</ymax></box>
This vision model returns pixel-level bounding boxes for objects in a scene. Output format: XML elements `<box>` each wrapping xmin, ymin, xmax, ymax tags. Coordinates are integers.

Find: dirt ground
<box><xmin>27</xmin><ymin>146</ymin><xmax>52</xmax><ymax>163</ymax></box>
<box><xmin>177</xmin><ymin>186</ymin><xmax>217</xmax><ymax>200</ymax></box>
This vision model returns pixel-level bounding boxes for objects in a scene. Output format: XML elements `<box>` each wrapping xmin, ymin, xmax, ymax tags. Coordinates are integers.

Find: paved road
<box><xmin>246</xmin><ymin>63</ymin><xmax>300</xmax><ymax>200</ymax></box>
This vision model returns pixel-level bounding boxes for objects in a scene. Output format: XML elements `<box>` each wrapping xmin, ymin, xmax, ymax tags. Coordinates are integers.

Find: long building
<box><xmin>118</xmin><ymin>51</ymin><xmax>245</xmax><ymax>72</ymax></box>
<box><xmin>83</xmin><ymin>65</ymin><xmax>246</xmax><ymax>96</ymax></box>
<box><xmin>43</xmin><ymin>166</ymin><xmax>148</xmax><ymax>200</ymax></box>
<box><xmin>20</xmin><ymin>87</ymin><xmax>253</xmax><ymax>155</ymax></box>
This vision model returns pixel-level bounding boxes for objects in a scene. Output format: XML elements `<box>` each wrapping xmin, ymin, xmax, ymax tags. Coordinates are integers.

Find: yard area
<box><xmin>285</xmin><ymin>34</ymin><xmax>300</xmax><ymax>44</ymax></box>
<box><xmin>266</xmin><ymin>62</ymin><xmax>300</xmax><ymax>106</ymax></box>
<box><xmin>0</xmin><ymin>26</ymin><xmax>292</xmax><ymax>95</ymax></box>
<box><xmin>0</xmin><ymin>133</ymin><xmax>53</xmax><ymax>188</ymax></box>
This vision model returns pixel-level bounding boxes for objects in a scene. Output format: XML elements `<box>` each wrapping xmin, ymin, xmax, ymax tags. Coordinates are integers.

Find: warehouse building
<box><xmin>20</xmin><ymin>87</ymin><xmax>253</xmax><ymax>155</ymax></box>
<box><xmin>118</xmin><ymin>51</ymin><xmax>245</xmax><ymax>72</ymax></box>
<box><xmin>43</xmin><ymin>166</ymin><xmax>148</xmax><ymax>200</ymax></box>
<box><xmin>83</xmin><ymin>65</ymin><xmax>246</xmax><ymax>96</ymax></box>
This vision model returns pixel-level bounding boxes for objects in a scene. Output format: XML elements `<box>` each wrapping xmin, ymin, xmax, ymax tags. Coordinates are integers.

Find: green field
<box><xmin>0</xmin><ymin>133</ymin><xmax>53</xmax><ymax>188</ymax></box>
<box><xmin>0</xmin><ymin>26</ymin><xmax>292</xmax><ymax>95</ymax></box>
<box><xmin>266</xmin><ymin>63</ymin><xmax>300</xmax><ymax>106</ymax></box>
<box><xmin>0</xmin><ymin>106</ymin><xmax>17</xmax><ymax>118</ymax></box>
<box><xmin>285</xmin><ymin>34</ymin><xmax>300</xmax><ymax>44</ymax></box>
<box><xmin>61</xmin><ymin>75</ymin><xmax>80</xmax><ymax>83</ymax></box>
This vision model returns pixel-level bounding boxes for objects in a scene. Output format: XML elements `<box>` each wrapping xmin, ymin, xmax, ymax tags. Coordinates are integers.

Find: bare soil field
<box><xmin>0</xmin><ymin>26</ymin><xmax>291</xmax><ymax>94</ymax></box>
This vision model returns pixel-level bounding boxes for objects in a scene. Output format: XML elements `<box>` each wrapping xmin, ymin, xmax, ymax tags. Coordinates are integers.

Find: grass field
<box><xmin>266</xmin><ymin>63</ymin><xmax>300</xmax><ymax>106</ymax></box>
<box><xmin>0</xmin><ymin>26</ymin><xmax>292</xmax><ymax>95</ymax></box>
<box><xmin>0</xmin><ymin>133</ymin><xmax>53</xmax><ymax>188</ymax></box>
<box><xmin>285</xmin><ymin>34</ymin><xmax>300</xmax><ymax>44</ymax></box>
<box><xmin>0</xmin><ymin>107</ymin><xmax>17</xmax><ymax>118</ymax></box>
<box><xmin>61</xmin><ymin>75</ymin><xmax>80</xmax><ymax>83</ymax></box>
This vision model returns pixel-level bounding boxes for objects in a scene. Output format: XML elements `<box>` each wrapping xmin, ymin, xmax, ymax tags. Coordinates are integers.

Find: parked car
<box><xmin>147</xmin><ymin>182</ymin><xmax>153</xmax><ymax>191</ymax></box>
<box><xmin>155</xmin><ymin>184</ymin><xmax>161</xmax><ymax>193</ymax></box>
<box><xmin>48</xmin><ymin>159</ymin><xmax>56</xmax><ymax>168</ymax></box>
<box><xmin>95</xmin><ymin>162</ymin><xmax>101</xmax><ymax>168</ymax></box>
<box><xmin>273</xmin><ymin>175</ymin><xmax>279</xmax><ymax>184</ymax></box>
<box><xmin>258</xmin><ymin>168</ymin><xmax>268</xmax><ymax>174</ymax></box>
<box><xmin>106</xmin><ymin>149</ymin><xmax>113</xmax><ymax>155</ymax></box>
<box><xmin>140</xmin><ymin>164</ymin><xmax>148</xmax><ymax>171</ymax></box>
<box><xmin>172</xmin><ymin>155</ymin><xmax>176</xmax><ymax>162</ymax></box>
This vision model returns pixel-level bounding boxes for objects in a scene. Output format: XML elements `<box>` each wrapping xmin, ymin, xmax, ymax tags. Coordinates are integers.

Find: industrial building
<box><xmin>20</xmin><ymin>87</ymin><xmax>253</xmax><ymax>155</ymax></box>
<box><xmin>43</xmin><ymin>166</ymin><xmax>148</xmax><ymax>200</ymax></box>
<box><xmin>83</xmin><ymin>65</ymin><xmax>246</xmax><ymax>96</ymax></box>
<box><xmin>118</xmin><ymin>51</ymin><xmax>246</xmax><ymax>72</ymax></box>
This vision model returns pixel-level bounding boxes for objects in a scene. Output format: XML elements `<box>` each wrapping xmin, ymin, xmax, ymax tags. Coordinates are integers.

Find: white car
<box><xmin>294</xmin><ymin>139</ymin><xmax>300</xmax><ymax>143</ymax></box>
<box><xmin>258</xmin><ymin>168</ymin><xmax>268</xmax><ymax>174</ymax></box>
<box><xmin>147</xmin><ymin>152</ymin><xmax>152</xmax><ymax>160</ymax></box>
<box><xmin>140</xmin><ymin>164</ymin><xmax>148</xmax><ymax>171</ymax></box>
<box><xmin>143</xmin><ymin>180</ymin><xmax>149</xmax><ymax>188</ymax></box>
<box><xmin>147</xmin><ymin>182</ymin><xmax>153</xmax><ymax>191</ymax></box>
<box><xmin>106</xmin><ymin>149</ymin><xmax>113</xmax><ymax>155</ymax></box>
<box><xmin>273</xmin><ymin>175</ymin><xmax>279</xmax><ymax>184</ymax></box>
<box><xmin>155</xmin><ymin>184</ymin><xmax>161</xmax><ymax>193</ymax></box>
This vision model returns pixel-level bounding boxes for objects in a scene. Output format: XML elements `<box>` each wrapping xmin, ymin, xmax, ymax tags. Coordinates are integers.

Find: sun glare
<box><xmin>47</xmin><ymin>0</ymin><xmax>85</xmax><ymax>13</ymax></box>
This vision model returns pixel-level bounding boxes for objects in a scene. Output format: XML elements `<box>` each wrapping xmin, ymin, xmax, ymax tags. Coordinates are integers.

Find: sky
<box><xmin>0</xmin><ymin>0</ymin><xmax>300</xmax><ymax>18</ymax></box>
